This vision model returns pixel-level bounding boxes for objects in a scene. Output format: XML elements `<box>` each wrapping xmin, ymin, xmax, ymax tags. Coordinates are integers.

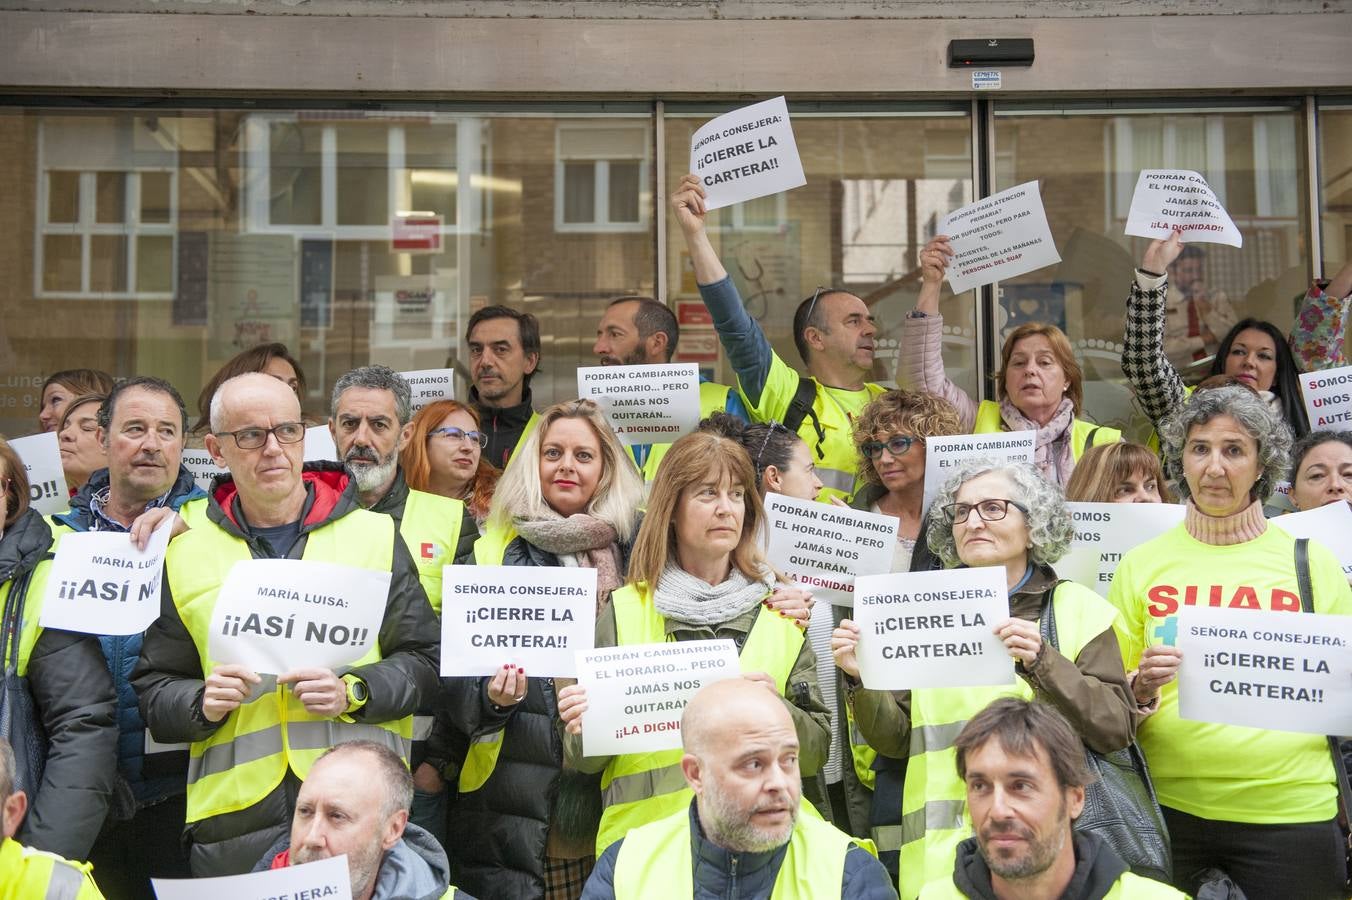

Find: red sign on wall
<box><xmin>392</xmin><ymin>214</ymin><xmax>443</xmax><ymax>254</ymax></box>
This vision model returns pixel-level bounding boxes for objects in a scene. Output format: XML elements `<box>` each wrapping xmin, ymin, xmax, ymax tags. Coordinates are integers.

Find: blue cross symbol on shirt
<box><xmin>1154</xmin><ymin>615</ymin><xmax>1179</xmax><ymax>648</ymax></box>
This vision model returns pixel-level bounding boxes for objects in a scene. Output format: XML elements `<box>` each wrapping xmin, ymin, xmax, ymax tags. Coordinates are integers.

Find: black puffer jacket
<box><xmin>445</xmin><ymin>533</ymin><xmax>632</xmax><ymax>900</ymax></box>
<box><xmin>1</xmin><ymin>507</ymin><xmax>118</xmax><ymax>859</ymax></box>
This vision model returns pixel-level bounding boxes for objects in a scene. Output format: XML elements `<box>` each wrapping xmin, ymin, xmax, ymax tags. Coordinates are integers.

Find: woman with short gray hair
<box><xmin>832</xmin><ymin>459</ymin><xmax>1133</xmax><ymax>898</ymax></box>
<box><xmin>1109</xmin><ymin>384</ymin><xmax>1352</xmax><ymax>898</ymax></box>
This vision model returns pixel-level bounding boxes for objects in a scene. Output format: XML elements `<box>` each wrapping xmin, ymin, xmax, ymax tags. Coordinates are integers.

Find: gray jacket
<box><xmin>255</xmin><ymin>823</ymin><xmax>472</xmax><ymax>900</ymax></box>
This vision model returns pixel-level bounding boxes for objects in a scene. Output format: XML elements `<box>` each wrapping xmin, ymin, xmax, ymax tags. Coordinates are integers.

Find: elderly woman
<box><xmin>1108</xmin><ymin>386</ymin><xmax>1352</xmax><ymax>898</ymax></box>
<box><xmin>400</xmin><ymin>399</ymin><xmax>501</xmax><ymax>526</ymax></box>
<box><xmin>37</xmin><ymin>368</ymin><xmax>114</xmax><ymax>433</ymax></box>
<box><xmin>900</xmin><ymin>238</ymin><xmax>1120</xmax><ymax>486</ymax></box>
<box><xmin>556</xmin><ymin>430</ymin><xmax>830</xmax><ymax>858</ymax></box>
<box><xmin>1065</xmin><ymin>441</ymin><xmax>1173</xmax><ymax>504</ymax></box>
<box><xmin>1288</xmin><ymin>430</ymin><xmax>1352</xmax><ymax>512</ymax></box>
<box><xmin>56</xmin><ymin>392</ymin><xmax>108</xmax><ymax>493</ymax></box>
<box><xmin>445</xmin><ymin>398</ymin><xmax>644</xmax><ymax>900</ymax></box>
<box><xmin>833</xmin><ymin>459</ymin><xmax>1134</xmax><ymax>899</ymax></box>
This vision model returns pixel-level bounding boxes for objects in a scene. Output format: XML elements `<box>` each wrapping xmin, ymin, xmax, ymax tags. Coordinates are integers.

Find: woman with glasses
<box><xmin>400</xmin><ymin>399</ymin><xmax>500</xmax><ymax>526</ymax></box>
<box><xmin>56</xmin><ymin>392</ymin><xmax>109</xmax><ymax>493</ymax></box>
<box><xmin>899</xmin><ymin>238</ymin><xmax>1121</xmax><ymax>487</ymax></box>
<box><xmin>448</xmin><ymin>399</ymin><xmax>645</xmax><ymax>900</ymax></box>
<box><xmin>832</xmin><ymin>459</ymin><xmax>1134</xmax><ymax>898</ymax></box>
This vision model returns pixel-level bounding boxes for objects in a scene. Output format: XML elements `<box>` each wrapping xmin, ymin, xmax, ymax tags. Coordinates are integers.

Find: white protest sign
<box><xmin>1057</xmin><ymin>502</ymin><xmax>1187</xmax><ymax>597</ymax></box>
<box><xmin>180</xmin><ymin>448</ymin><xmax>227</xmax><ymax>493</ymax></box>
<box><xmin>399</xmin><ymin>368</ymin><xmax>457</xmax><ymax>413</ymax></box>
<box><xmin>921</xmin><ymin>431</ymin><xmax>1036</xmax><ymax>513</ymax></box>
<box><xmin>1124</xmin><ymin>169</ymin><xmax>1242</xmax><ymax>248</ymax></box>
<box><xmin>1275</xmin><ymin>502</ymin><xmax>1352</xmax><ymax>581</ymax></box>
<box><xmin>577</xmin><ymin>363</ymin><xmax>701</xmax><ymax>445</ymax></box>
<box><xmin>1299</xmin><ymin>366</ymin><xmax>1352</xmax><ymax>431</ymax></box>
<box><xmin>208</xmin><ymin>559</ymin><xmax>390</xmax><ymax>675</ymax></box>
<box><xmin>153</xmin><ymin>854</ymin><xmax>351</xmax><ymax>900</ymax></box>
<box><xmin>939</xmin><ymin>181</ymin><xmax>1061</xmax><ymax>294</ymax></box>
<box><xmin>1176</xmin><ymin>606</ymin><xmax>1352</xmax><ymax>735</ymax></box>
<box><xmin>763</xmin><ymin>493</ymin><xmax>899</xmax><ymax>607</ymax></box>
<box><xmin>8</xmin><ymin>432</ymin><xmax>68</xmax><ymax>515</ymax></box>
<box><xmin>441</xmin><ymin>566</ymin><xmax>596</xmax><ymax>677</ymax></box>
<box><xmin>852</xmin><ymin>567</ymin><xmax>1014</xmax><ymax>691</ymax></box>
<box><xmin>576</xmin><ymin>639</ymin><xmax>740</xmax><ymax>756</ymax></box>
<box><xmin>39</xmin><ymin>522</ymin><xmax>174</xmax><ymax>636</ymax></box>
<box><xmin>303</xmin><ymin>424</ymin><xmax>338</xmax><ymax>462</ymax></box>
<box><xmin>690</xmin><ymin>96</ymin><xmax>806</xmax><ymax>212</ymax></box>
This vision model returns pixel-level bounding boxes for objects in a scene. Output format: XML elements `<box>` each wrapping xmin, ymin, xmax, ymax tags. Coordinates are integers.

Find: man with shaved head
<box><xmin>581</xmin><ymin>679</ymin><xmax>896</xmax><ymax>899</ymax></box>
<box><xmin>134</xmin><ymin>372</ymin><xmax>440</xmax><ymax>877</ymax></box>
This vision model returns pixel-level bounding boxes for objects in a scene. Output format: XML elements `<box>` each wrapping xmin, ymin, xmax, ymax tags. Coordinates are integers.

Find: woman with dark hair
<box><xmin>400</xmin><ymin>399</ymin><xmax>501</xmax><ymax>526</ymax></box>
<box><xmin>38</xmin><ymin>368</ymin><xmax>114</xmax><ymax>433</ymax></box>
<box><xmin>191</xmin><ymin>342</ymin><xmax>306</xmax><ymax>436</ymax></box>
<box><xmin>1287</xmin><ymin>430</ymin><xmax>1352</xmax><ymax>512</ymax></box>
<box><xmin>699</xmin><ymin>412</ymin><xmax>822</xmax><ymax>501</ymax></box>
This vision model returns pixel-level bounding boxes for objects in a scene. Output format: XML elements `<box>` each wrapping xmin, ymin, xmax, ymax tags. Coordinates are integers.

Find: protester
<box><xmin>671</xmin><ymin>174</ymin><xmax>887</xmax><ymax>502</ymax></box>
<box><xmin>1124</xmin><ymin>232</ymin><xmax>1316</xmax><ymax>438</ymax></box>
<box><xmin>1108</xmin><ymin>385</ymin><xmax>1351</xmax><ymax>897</ymax></box>
<box><xmin>132</xmin><ymin>372</ymin><xmax>441</xmax><ymax>876</ymax></box>
<box><xmin>0</xmin><ymin>738</ymin><xmax>107</xmax><ymax>900</ymax></box>
<box><xmin>581</xmin><ymin>679</ymin><xmax>897</xmax><ymax>900</ymax></box>
<box><xmin>255</xmin><ymin>741</ymin><xmax>472</xmax><ymax>900</ymax></box>
<box><xmin>191</xmin><ymin>342</ymin><xmax>307</xmax><ymax>438</ymax></box>
<box><xmin>38</xmin><ymin>368</ymin><xmax>114</xmax><ymax>434</ymax></box>
<box><xmin>919</xmin><ymin>698</ymin><xmax>1185</xmax><ymax>899</ymax></box>
<box><xmin>447</xmin><ymin>398</ymin><xmax>645</xmax><ymax>900</ymax></box>
<box><xmin>46</xmin><ymin>377</ymin><xmax>204</xmax><ymax>897</ymax></box>
<box><xmin>400</xmin><ymin>399</ymin><xmax>500</xmax><ymax>526</ymax></box>
<box><xmin>1064</xmin><ymin>442</ymin><xmax>1172</xmax><ymax>504</ymax></box>
<box><xmin>1291</xmin><ymin>258</ymin><xmax>1352</xmax><ymax>373</ymax></box>
<box><xmin>699</xmin><ymin>413</ymin><xmax>823</xmax><ymax>503</ymax></box>
<box><xmin>466</xmin><ymin>305</ymin><xmax>542</xmax><ymax>469</ymax></box>
<box><xmin>56</xmin><ymin>393</ymin><xmax>108</xmax><ymax>493</ymax></box>
<box><xmin>901</xmin><ymin>238</ymin><xmax>1120</xmax><ymax>486</ymax></box>
<box><xmin>834</xmin><ymin>460</ymin><xmax>1134</xmax><ymax>899</ymax></box>
<box><xmin>0</xmin><ymin>439</ymin><xmax>117</xmax><ymax>862</ymax></box>
<box><xmin>1287</xmin><ymin>430</ymin><xmax>1352</xmax><ymax>511</ymax></box>
<box><xmin>557</xmin><ymin>429</ymin><xmax>829</xmax><ymax>855</ymax></box>
<box><xmin>593</xmin><ymin>295</ymin><xmax>747</xmax><ymax>479</ymax></box>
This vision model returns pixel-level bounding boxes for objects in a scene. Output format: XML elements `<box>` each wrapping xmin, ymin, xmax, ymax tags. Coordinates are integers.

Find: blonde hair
<box><xmin>627</xmin><ymin>431</ymin><xmax>771</xmax><ymax>589</ymax></box>
<box><xmin>995</xmin><ymin>323</ymin><xmax>1083</xmax><ymax>416</ymax></box>
<box><xmin>1064</xmin><ymin>442</ymin><xmax>1174</xmax><ymax>504</ymax></box>
<box><xmin>485</xmin><ymin>399</ymin><xmax>643</xmax><ymax>542</ymax></box>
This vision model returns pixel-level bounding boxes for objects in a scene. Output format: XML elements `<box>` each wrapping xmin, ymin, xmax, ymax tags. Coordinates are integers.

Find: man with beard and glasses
<box><xmin>256</xmin><ymin>741</ymin><xmax>472</xmax><ymax>900</ymax></box>
<box><xmin>592</xmin><ymin>295</ymin><xmax>747</xmax><ymax>481</ymax></box>
<box><xmin>581</xmin><ymin>679</ymin><xmax>895</xmax><ymax>900</ymax></box>
<box><xmin>920</xmin><ymin>698</ymin><xmax>1183</xmax><ymax>900</ymax></box>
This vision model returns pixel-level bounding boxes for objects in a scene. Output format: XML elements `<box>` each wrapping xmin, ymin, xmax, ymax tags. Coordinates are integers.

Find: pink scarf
<box><xmin>999</xmin><ymin>397</ymin><xmax>1076</xmax><ymax>486</ymax></box>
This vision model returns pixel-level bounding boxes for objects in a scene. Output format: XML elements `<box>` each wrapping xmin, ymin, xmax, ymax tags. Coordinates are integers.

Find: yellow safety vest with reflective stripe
<box><xmin>612</xmin><ymin>802</ymin><xmax>873</xmax><ymax>899</ymax></box>
<box><xmin>594</xmin><ymin>581</ymin><xmax>806</xmax><ymax>854</ymax></box>
<box><xmin>178</xmin><ymin>496</ymin><xmax>210</xmax><ymax>530</ymax></box>
<box><xmin>639</xmin><ymin>382</ymin><xmax>736</xmax><ymax>482</ymax></box>
<box><xmin>504</xmin><ymin>411</ymin><xmax>542</xmax><ymax>468</ymax></box>
<box><xmin>398</xmin><ymin>489</ymin><xmax>466</xmax><ymax>616</ymax></box>
<box><xmin>471</xmin><ymin>524</ymin><xmax>519</xmax><ymax>567</ymax></box>
<box><xmin>844</xmin><ymin>699</ymin><xmax>876</xmax><ymax>791</ymax></box>
<box><xmin>896</xmin><ymin>582</ymin><xmax>1118</xmax><ymax>900</ymax></box>
<box><xmin>0</xmin><ymin>558</ymin><xmax>54</xmax><ymax>681</ymax></box>
<box><xmin>971</xmin><ymin>400</ymin><xmax>1121</xmax><ymax>463</ymax></box>
<box><xmin>165</xmin><ymin>509</ymin><xmax>411</xmax><ymax>825</ymax></box>
<box><xmin>0</xmin><ymin>837</ymin><xmax>105</xmax><ymax>900</ymax></box>
<box><xmin>918</xmin><ymin>869</ymin><xmax>1186</xmax><ymax>899</ymax></box>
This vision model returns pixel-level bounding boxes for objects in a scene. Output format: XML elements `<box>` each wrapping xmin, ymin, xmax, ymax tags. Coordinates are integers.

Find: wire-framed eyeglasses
<box><xmin>428</xmin><ymin>426</ymin><xmax>488</xmax><ymax>448</ymax></box>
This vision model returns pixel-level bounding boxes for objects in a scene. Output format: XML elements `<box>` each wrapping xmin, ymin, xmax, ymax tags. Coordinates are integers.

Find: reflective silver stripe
<box><xmin>870</xmin><ymin>824</ymin><xmax>905</xmax><ymax>853</ymax></box>
<box><xmin>144</xmin><ymin>730</ymin><xmax>189</xmax><ymax>754</ymax></box>
<box><xmin>468</xmin><ymin>730</ymin><xmax>501</xmax><ymax>746</ymax></box>
<box><xmin>242</xmin><ymin>674</ymin><xmax>277</xmax><ymax>705</ymax></box>
<box><xmin>285</xmin><ymin>720</ymin><xmax>412</xmax><ymax>760</ymax></box>
<box><xmin>413</xmin><ymin>715</ymin><xmax>434</xmax><ymax>741</ymax></box>
<box><xmin>816</xmin><ymin>467</ymin><xmax>856</xmax><ymax>494</ymax></box>
<box><xmin>187</xmin><ymin>725</ymin><xmax>285</xmax><ymax>785</ymax></box>
<box><xmin>602</xmin><ymin>763</ymin><xmax>687</xmax><ymax>808</ymax></box>
<box><xmin>907</xmin><ymin>720</ymin><xmax>968</xmax><ymax>756</ymax></box>
<box><xmin>44</xmin><ymin>859</ymin><xmax>86</xmax><ymax>900</ymax></box>
<box><xmin>900</xmin><ymin>798</ymin><xmax>967</xmax><ymax>846</ymax></box>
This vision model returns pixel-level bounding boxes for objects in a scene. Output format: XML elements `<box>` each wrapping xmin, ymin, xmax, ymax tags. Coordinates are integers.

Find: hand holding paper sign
<box><xmin>487</xmin><ymin>663</ymin><xmax>528</xmax><ymax>707</ymax></box>
<box><xmin>915</xmin><ymin>235</ymin><xmax>955</xmax><ymax>314</ymax></box>
<box><xmin>993</xmin><ymin>617</ymin><xmax>1042</xmax><ymax>666</ymax></box>
<box><xmin>278</xmin><ymin>668</ymin><xmax>347</xmax><ymax>717</ymax></box>
<box><xmin>202</xmin><ymin>663</ymin><xmax>262</xmax><ymax>723</ymax></box>
<box><xmin>557</xmin><ymin>682</ymin><xmax>587</xmax><ymax>736</ymax></box>
<box><xmin>670</xmin><ymin>174</ymin><xmax>730</xmax><ymax>287</ymax></box>
<box><xmin>130</xmin><ymin>504</ymin><xmax>188</xmax><ymax>550</ymax></box>
<box><xmin>1133</xmin><ymin>645</ymin><xmax>1183</xmax><ymax>706</ymax></box>
<box><xmin>831</xmin><ymin>619</ymin><xmax>863</xmax><ymax>679</ymax></box>
<box><xmin>1140</xmin><ymin>232</ymin><xmax>1185</xmax><ymax>276</ymax></box>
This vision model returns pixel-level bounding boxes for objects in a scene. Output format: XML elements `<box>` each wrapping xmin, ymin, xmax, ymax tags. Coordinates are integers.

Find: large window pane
<box><xmin>1320</xmin><ymin>104</ymin><xmax>1352</xmax><ymax>272</ymax></box>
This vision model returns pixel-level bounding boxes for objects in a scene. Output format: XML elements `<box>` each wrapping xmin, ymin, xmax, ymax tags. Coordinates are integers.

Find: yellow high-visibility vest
<box><xmin>398</xmin><ymin>489</ymin><xmax>466</xmax><ymax>616</ymax></box>
<box><xmin>971</xmin><ymin>400</ymin><xmax>1121</xmax><ymax>463</ymax></box>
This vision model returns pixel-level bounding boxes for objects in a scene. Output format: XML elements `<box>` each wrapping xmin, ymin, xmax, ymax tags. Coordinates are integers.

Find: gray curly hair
<box><xmin>926</xmin><ymin>458</ymin><xmax>1073</xmax><ymax>569</ymax></box>
<box><xmin>1159</xmin><ymin>385</ymin><xmax>1292</xmax><ymax>504</ymax></box>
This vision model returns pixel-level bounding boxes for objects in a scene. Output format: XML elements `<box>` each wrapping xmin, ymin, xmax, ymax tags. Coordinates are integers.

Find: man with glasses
<box><xmin>133</xmin><ymin>372</ymin><xmax>440</xmax><ymax>877</ymax></box>
<box><xmin>672</xmin><ymin>174</ymin><xmax>887</xmax><ymax>502</ymax></box>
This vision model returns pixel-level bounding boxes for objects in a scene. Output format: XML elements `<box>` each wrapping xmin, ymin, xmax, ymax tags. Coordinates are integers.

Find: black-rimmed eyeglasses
<box><xmin>214</xmin><ymin>422</ymin><xmax>306</xmax><ymax>450</ymax></box>
<box><xmin>861</xmin><ymin>435</ymin><xmax>920</xmax><ymax>459</ymax></box>
<box><xmin>942</xmin><ymin>498</ymin><xmax>1029</xmax><ymax>525</ymax></box>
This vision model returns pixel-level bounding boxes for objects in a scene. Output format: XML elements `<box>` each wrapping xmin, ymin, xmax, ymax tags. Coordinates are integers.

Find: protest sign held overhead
<box><xmin>181</xmin><ymin>448</ymin><xmax>227</xmax><ymax>492</ymax></box>
<box><xmin>763</xmin><ymin>493</ymin><xmax>899</xmax><ymax>607</ymax></box>
<box><xmin>208</xmin><ymin>559</ymin><xmax>389</xmax><ymax>675</ymax></box>
<box><xmin>852</xmin><ymin>566</ymin><xmax>1014</xmax><ymax>691</ymax></box>
<box><xmin>40</xmin><ymin>521</ymin><xmax>174</xmax><ymax>636</ymax></box>
<box><xmin>441</xmin><ymin>566</ymin><xmax>596</xmax><ymax>677</ymax></box>
<box><xmin>1274</xmin><ymin>502</ymin><xmax>1352</xmax><ymax>581</ymax></box>
<box><xmin>399</xmin><ymin>367</ymin><xmax>457</xmax><ymax>413</ymax></box>
<box><xmin>690</xmin><ymin>96</ymin><xmax>806</xmax><ymax>212</ymax></box>
<box><xmin>1124</xmin><ymin>169</ymin><xmax>1243</xmax><ymax>248</ymax></box>
<box><xmin>939</xmin><ymin>181</ymin><xmax>1061</xmax><ymax>294</ymax></box>
<box><xmin>153</xmin><ymin>854</ymin><xmax>351</xmax><ymax>900</ymax></box>
<box><xmin>1176</xmin><ymin>606</ymin><xmax>1352</xmax><ymax>736</ymax></box>
<box><xmin>303</xmin><ymin>424</ymin><xmax>338</xmax><ymax>462</ymax></box>
<box><xmin>577</xmin><ymin>363</ymin><xmax>701</xmax><ymax>445</ymax></box>
<box><xmin>8</xmin><ymin>432</ymin><xmax>68</xmax><ymax>515</ymax></box>
<box><xmin>1057</xmin><ymin>502</ymin><xmax>1187</xmax><ymax>597</ymax></box>
<box><xmin>1299</xmin><ymin>365</ymin><xmax>1352</xmax><ymax>430</ymax></box>
<box><xmin>575</xmin><ymin>639</ymin><xmax>740</xmax><ymax>756</ymax></box>
<box><xmin>921</xmin><ymin>431</ymin><xmax>1035</xmax><ymax>512</ymax></box>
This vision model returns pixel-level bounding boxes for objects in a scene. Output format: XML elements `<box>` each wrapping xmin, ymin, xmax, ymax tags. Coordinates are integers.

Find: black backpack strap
<box><xmin>1085</xmin><ymin>426</ymin><xmax>1101</xmax><ymax>449</ymax></box>
<box><xmin>1295</xmin><ymin>537</ymin><xmax>1315</xmax><ymax>614</ymax></box>
<box><xmin>782</xmin><ymin>374</ymin><xmax>826</xmax><ymax>460</ymax></box>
